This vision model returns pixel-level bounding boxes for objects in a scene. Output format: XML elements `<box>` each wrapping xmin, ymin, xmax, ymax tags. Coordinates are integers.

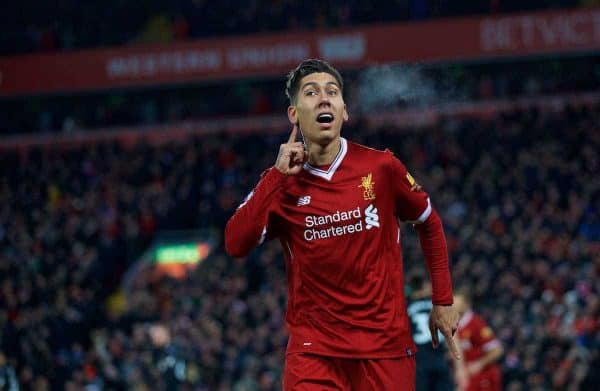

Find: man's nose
<box><xmin>318</xmin><ymin>93</ymin><xmax>331</xmax><ymax>105</ymax></box>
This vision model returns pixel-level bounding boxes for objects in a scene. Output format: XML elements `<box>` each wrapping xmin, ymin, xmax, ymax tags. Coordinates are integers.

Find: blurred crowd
<box><xmin>379</xmin><ymin>105</ymin><xmax>600</xmax><ymax>390</ymax></box>
<box><xmin>0</xmin><ymin>135</ymin><xmax>239</xmax><ymax>389</ymax></box>
<box><xmin>0</xmin><ymin>101</ymin><xmax>598</xmax><ymax>390</ymax></box>
<box><xmin>2</xmin><ymin>56</ymin><xmax>599</xmax><ymax>135</ymax></box>
<box><xmin>1</xmin><ymin>0</ymin><xmax>591</xmax><ymax>56</ymax></box>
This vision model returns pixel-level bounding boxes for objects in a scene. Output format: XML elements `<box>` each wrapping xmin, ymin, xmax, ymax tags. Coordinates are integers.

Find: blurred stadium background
<box><xmin>1</xmin><ymin>1</ymin><xmax>599</xmax><ymax>390</ymax></box>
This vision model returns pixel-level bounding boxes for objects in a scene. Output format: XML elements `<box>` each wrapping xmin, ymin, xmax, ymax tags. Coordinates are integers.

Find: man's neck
<box><xmin>307</xmin><ymin>137</ymin><xmax>341</xmax><ymax>166</ymax></box>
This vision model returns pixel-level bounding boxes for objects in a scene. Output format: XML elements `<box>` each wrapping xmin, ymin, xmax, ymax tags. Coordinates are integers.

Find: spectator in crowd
<box><xmin>0</xmin><ymin>352</ymin><xmax>19</xmax><ymax>391</ymax></box>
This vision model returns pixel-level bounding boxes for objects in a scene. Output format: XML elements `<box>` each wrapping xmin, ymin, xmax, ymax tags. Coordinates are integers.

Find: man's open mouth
<box><xmin>316</xmin><ymin>113</ymin><xmax>334</xmax><ymax>124</ymax></box>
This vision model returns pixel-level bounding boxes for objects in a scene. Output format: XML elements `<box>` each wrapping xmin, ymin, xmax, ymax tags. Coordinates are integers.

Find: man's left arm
<box><xmin>387</xmin><ymin>152</ymin><xmax>461</xmax><ymax>359</ymax></box>
<box><xmin>414</xmin><ymin>203</ymin><xmax>461</xmax><ymax>360</ymax></box>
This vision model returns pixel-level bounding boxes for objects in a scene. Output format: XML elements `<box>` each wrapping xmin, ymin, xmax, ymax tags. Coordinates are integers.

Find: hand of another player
<box><xmin>453</xmin><ymin>349</ymin><xmax>469</xmax><ymax>390</ymax></box>
<box><xmin>429</xmin><ymin>304</ymin><xmax>461</xmax><ymax>360</ymax></box>
<box><xmin>455</xmin><ymin>366</ymin><xmax>469</xmax><ymax>391</ymax></box>
<box><xmin>275</xmin><ymin>124</ymin><xmax>307</xmax><ymax>175</ymax></box>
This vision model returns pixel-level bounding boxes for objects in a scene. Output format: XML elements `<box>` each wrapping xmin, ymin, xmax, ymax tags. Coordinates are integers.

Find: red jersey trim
<box><xmin>482</xmin><ymin>339</ymin><xmax>501</xmax><ymax>352</ymax></box>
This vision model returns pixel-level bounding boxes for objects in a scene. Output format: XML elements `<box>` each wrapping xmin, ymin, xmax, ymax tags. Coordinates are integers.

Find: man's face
<box><xmin>288</xmin><ymin>72</ymin><xmax>348</xmax><ymax>146</ymax></box>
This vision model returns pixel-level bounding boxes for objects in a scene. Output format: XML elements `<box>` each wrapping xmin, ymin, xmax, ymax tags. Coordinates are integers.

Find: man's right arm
<box><xmin>224</xmin><ymin>168</ymin><xmax>285</xmax><ymax>257</ymax></box>
<box><xmin>225</xmin><ymin>124</ymin><xmax>305</xmax><ymax>257</ymax></box>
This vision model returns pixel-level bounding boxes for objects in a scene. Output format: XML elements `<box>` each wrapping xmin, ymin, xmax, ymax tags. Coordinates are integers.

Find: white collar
<box><xmin>303</xmin><ymin>138</ymin><xmax>347</xmax><ymax>181</ymax></box>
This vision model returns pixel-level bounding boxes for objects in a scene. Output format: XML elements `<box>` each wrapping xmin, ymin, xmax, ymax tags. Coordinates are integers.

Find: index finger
<box><xmin>445</xmin><ymin>333</ymin><xmax>462</xmax><ymax>361</ymax></box>
<box><xmin>429</xmin><ymin>321</ymin><xmax>439</xmax><ymax>348</ymax></box>
<box><xmin>287</xmin><ymin>123</ymin><xmax>299</xmax><ymax>144</ymax></box>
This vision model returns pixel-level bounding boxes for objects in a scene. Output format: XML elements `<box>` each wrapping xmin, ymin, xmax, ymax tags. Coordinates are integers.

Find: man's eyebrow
<box><xmin>300</xmin><ymin>81</ymin><xmax>340</xmax><ymax>90</ymax></box>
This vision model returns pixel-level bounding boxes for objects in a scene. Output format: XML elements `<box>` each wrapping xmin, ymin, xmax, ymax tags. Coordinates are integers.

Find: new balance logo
<box><xmin>297</xmin><ymin>196</ymin><xmax>311</xmax><ymax>206</ymax></box>
<box><xmin>365</xmin><ymin>204</ymin><xmax>380</xmax><ymax>229</ymax></box>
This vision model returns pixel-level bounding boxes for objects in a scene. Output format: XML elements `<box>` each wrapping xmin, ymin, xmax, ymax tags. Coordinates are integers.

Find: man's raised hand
<box><xmin>275</xmin><ymin>124</ymin><xmax>307</xmax><ymax>175</ymax></box>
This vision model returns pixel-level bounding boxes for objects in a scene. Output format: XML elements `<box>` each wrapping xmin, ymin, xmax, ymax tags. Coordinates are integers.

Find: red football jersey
<box><xmin>457</xmin><ymin>310</ymin><xmax>501</xmax><ymax>363</ymax></box>
<box><xmin>225</xmin><ymin>138</ymin><xmax>453</xmax><ymax>358</ymax></box>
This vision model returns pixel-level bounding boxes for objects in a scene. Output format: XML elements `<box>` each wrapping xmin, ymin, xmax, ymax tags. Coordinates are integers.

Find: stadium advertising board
<box><xmin>0</xmin><ymin>7</ymin><xmax>599</xmax><ymax>96</ymax></box>
<box><xmin>153</xmin><ymin>242</ymin><xmax>212</xmax><ymax>279</ymax></box>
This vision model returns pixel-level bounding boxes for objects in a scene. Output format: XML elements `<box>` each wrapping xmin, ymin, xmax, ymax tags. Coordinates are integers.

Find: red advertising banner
<box><xmin>1</xmin><ymin>7</ymin><xmax>599</xmax><ymax>96</ymax></box>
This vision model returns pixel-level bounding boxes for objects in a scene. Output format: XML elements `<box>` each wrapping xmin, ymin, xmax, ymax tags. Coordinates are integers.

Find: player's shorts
<box><xmin>283</xmin><ymin>353</ymin><xmax>416</xmax><ymax>391</ymax></box>
<box><xmin>467</xmin><ymin>365</ymin><xmax>501</xmax><ymax>391</ymax></box>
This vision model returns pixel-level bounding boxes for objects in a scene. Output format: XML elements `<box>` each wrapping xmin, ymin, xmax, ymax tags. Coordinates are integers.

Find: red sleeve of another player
<box><xmin>387</xmin><ymin>152</ymin><xmax>453</xmax><ymax>305</ymax></box>
<box><xmin>472</xmin><ymin>316</ymin><xmax>500</xmax><ymax>352</ymax></box>
<box><xmin>224</xmin><ymin>168</ymin><xmax>284</xmax><ymax>258</ymax></box>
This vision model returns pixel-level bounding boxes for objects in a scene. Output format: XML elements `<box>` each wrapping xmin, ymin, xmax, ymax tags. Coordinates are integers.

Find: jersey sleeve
<box><xmin>386</xmin><ymin>151</ymin><xmax>453</xmax><ymax>305</ymax></box>
<box><xmin>224</xmin><ymin>167</ymin><xmax>284</xmax><ymax>257</ymax></box>
<box><xmin>472</xmin><ymin>316</ymin><xmax>501</xmax><ymax>353</ymax></box>
<box><xmin>386</xmin><ymin>151</ymin><xmax>431</xmax><ymax>223</ymax></box>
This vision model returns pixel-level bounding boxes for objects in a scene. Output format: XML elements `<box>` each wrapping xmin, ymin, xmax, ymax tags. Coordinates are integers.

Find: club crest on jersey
<box><xmin>481</xmin><ymin>326</ymin><xmax>493</xmax><ymax>338</ymax></box>
<box><xmin>406</xmin><ymin>172</ymin><xmax>422</xmax><ymax>192</ymax></box>
<box><xmin>359</xmin><ymin>173</ymin><xmax>376</xmax><ymax>200</ymax></box>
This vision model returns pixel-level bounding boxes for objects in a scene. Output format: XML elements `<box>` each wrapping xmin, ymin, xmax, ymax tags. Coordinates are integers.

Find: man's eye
<box><xmin>328</xmin><ymin>90</ymin><xmax>338</xmax><ymax>96</ymax></box>
<box><xmin>305</xmin><ymin>91</ymin><xmax>317</xmax><ymax>96</ymax></box>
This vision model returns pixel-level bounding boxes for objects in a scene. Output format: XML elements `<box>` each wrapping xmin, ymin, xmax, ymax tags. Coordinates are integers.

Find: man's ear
<box><xmin>343</xmin><ymin>104</ymin><xmax>349</xmax><ymax>122</ymax></box>
<box><xmin>287</xmin><ymin>106</ymin><xmax>298</xmax><ymax>126</ymax></box>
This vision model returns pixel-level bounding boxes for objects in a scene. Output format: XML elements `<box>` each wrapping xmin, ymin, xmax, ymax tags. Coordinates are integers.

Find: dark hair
<box><xmin>285</xmin><ymin>59</ymin><xmax>344</xmax><ymax>104</ymax></box>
